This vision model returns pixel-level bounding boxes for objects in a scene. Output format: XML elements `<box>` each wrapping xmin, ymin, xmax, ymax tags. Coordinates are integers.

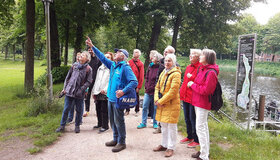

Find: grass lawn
<box><xmin>0</xmin><ymin>58</ymin><xmax>64</xmax><ymax>153</ymax></box>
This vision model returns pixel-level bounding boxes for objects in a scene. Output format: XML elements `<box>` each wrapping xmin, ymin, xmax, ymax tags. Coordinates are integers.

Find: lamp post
<box><xmin>42</xmin><ymin>0</ymin><xmax>53</xmax><ymax>101</ymax></box>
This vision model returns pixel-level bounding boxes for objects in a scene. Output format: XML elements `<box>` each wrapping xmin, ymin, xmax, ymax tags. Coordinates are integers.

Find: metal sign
<box><xmin>235</xmin><ymin>34</ymin><xmax>256</xmax><ymax>110</ymax></box>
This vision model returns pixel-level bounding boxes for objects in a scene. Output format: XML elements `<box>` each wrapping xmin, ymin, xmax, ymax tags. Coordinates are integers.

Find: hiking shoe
<box><xmin>112</xmin><ymin>144</ymin><xmax>126</xmax><ymax>152</ymax></box>
<box><xmin>105</xmin><ymin>140</ymin><xmax>117</xmax><ymax>147</ymax></box>
<box><xmin>153</xmin><ymin>127</ymin><xmax>161</xmax><ymax>134</ymax></box>
<box><xmin>180</xmin><ymin>137</ymin><xmax>194</xmax><ymax>144</ymax></box>
<box><xmin>191</xmin><ymin>151</ymin><xmax>201</xmax><ymax>158</ymax></box>
<box><xmin>83</xmin><ymin>112</ymin><xmax>89</xmax><ymax>117</ymax></box>
<box><xmin>124</xmin><ymin>111</ymin><xmax>129</xmax><ymax>116</ymax></box>
<box><xmin>153</xmin><ymin>124</ymin><xmax>158</xmax><ymax>129</ymax></box>
<box><xmin>137</xmin><ymin>123</ymin><xmax>146</xmax><ymax>129</ymax></box>
<box><xmin>153</xmin><ymin>145</ymin><xmax>167</xmax><ymax>152</ymax></box>
<box><xmin>187</xmin><ymin>142</ymin><xmax>200</xmax><ymax>148</ymax></box>
<box><xmin>164</xmin><ymin>149</ymin><xmax>174</xmax><ymax>157</ymax></box>
<box><xmin>75</xmin><ymin>126</ymin><xmax>80</xmax><ymax>133</ymax></box>
<box><xmin>55</xmin><ymin>126</ymin><xmax>65</xmax><ymax>132</ymax></box>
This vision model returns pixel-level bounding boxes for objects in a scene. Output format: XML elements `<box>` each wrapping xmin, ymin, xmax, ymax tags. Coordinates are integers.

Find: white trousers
<box><xmin>195</xmin><ymin>107</ymin><xmax>210</xmax><ymax>160</ymax></box>
<box><xmin>161</xmin><ymin>122</ymin><xmax>177</xmax><ymax>150</ymax></box>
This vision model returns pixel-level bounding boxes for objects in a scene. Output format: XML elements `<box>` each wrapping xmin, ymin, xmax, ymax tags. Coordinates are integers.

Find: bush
<box><xmin>24</xmin><ymin>87</ymin><xmax>63</xmax><ymax>117</ymax></box>
<box><xmin>35</xmin><ymin>65</ymin><xmax>71</xmax><ymax>86</ymax></box>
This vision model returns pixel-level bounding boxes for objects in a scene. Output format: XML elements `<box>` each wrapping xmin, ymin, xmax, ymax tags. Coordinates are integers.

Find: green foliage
<box><xmin>27</xmin><ymin>147</ymin><xmax>41</xmax><ymax>154</ymax></box>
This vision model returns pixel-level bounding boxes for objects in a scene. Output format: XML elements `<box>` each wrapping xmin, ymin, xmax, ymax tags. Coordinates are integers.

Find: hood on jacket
<box><xmin>200</xmin><ymin>64</ymin><xmax>219</xmax><ymax>75</ymax></box>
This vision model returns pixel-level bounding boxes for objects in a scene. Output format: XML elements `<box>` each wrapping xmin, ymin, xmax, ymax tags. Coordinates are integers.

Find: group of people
<box><xmin>55</xmin><ymin>36</ymin><xmax>219</xmax><ymax>160</ymax></box>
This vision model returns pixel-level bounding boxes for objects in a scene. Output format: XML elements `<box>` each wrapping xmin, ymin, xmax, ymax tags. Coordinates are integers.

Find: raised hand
<box><xmin>85</xmin><ymin>36</ymin><xmax>94</xmax><ymax>48</ymax></box>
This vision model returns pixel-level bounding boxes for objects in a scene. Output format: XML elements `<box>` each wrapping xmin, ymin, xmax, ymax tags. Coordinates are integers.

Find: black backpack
<box><xmin>204</xmin><ymin>69</ymin><xmax>223</xmax><ymax>111</ymax></box>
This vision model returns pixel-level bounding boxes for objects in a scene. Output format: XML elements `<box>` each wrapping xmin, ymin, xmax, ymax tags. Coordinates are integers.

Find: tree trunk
<box><xmin>135</xmin><ymin>22</ymin><xmax>140</xmax><ymax>49</ymax></box>
<box><xmin>145</xmin><ymin>16</ymin><xmax>162</xmax><ymax>69</ymax></box>
<box><xmin>64</xmin><ymin>19</ymin><xmax>69</xmax><ymax>66</ymax></box>
<box><xmin>13</xmin><ymin>44</ymin><xmax>16</xmax><ymax>61</ymax></box>
<box><xmin>5</xmin><ymin>45</ymin><xmax>8</xmax><ymax>59</ymax></box>
<box><xmin>25</xmin><ymin>0</ymin><xmax>35</xmax><ymax>92</ymax></box>
<box><xmin>73</xmin><ymin>24</ymin><xmax>83</xmax><ymax>63</ymax></box>
<box><xmin>60</xmin><ymin>43</ymin><xmax>63</xmax><ymax>59</ymax></box>
<box><xmin>22</xmin><ymin>42</ymin><xmax>25</xmax><ymax>61</ymax></box>
<box><xmin>171</xmin><ymin>10</ymin><xmax>182</xmax><ymax>54</ymax></box>
<box><xmin>38</xmin><ymin>43</ymin><xmax>43</xmax><ymax>60</ymax></box>
<box><xmin>50</xmin><ymin>2</ymin><xmax>61</xmax><ymax>69</ymax></box>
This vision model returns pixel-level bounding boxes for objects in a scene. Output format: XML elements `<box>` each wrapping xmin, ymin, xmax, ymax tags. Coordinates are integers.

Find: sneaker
<box><xmin>153</xmin><ymin>124</ymin><xmax>158</xmax><ymax>129</ymax></box>
<box><xmin>55</xmin><ymin>126</ymin><xmax>65</xmax><ymax>132</ymax></box>
<box><xmin>99</xmin><ymin>127</ymin><xmax>108</xmax><ymax>133</ymax></box>
<box><xmin>124</xmin><ymin>111</ymin><xmax>129</xmax><ymax>116</ymax></box>
<box><xmin>137</xmin><ymin>123</ymin><xmax>146</xmax><ymax>129</ymax></box>
<box><xmin>153</xmin><ymin>127</ymin><xmax>161</xmax><ymax>134</ymax></box>
<box><xmin>93</xmin><ymin>125</ymin><xmax>101</xmax><ymax>129</ymax></box>
<box><xmin>180</xmin><ymin>137</ymin><xmax>194</xmax><ymax>144</ymax></box>
<box><xmin>83</xmin><ymin>112</ymin><xmax>89</xmax><ymax>117</ymax></box>
<box><xmin>112</xmin><ymin>144</ymin><xmax>126</xmax><ymax>152</ymax></box>
<box><xmin>187</xmin><ymin>142</ymin><xmax>200</xmax><ymax>148</ymax></box>
<box><xmin>105</xmin><ymin>140</ymin><xmax>117</xmax><ymax>147</ymax></box>
<box><xmin>75</xmin><ymin>126</ymin><xmax>80</xmax><ymax>133</ymax></box>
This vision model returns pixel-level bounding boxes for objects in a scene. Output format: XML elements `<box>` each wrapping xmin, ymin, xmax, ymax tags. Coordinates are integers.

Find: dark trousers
<box><xmin>125</xmin><ymin>90</ymin><xmax>140</xmax><ymax>113</ymax></box>
<box><xmin>96</xmin><ymin>100</ymin><xmax>109</xmax><ymax>129</ymax></box>
<box><xmin>183</xmin><ymin>101</ymin><xmax>199</xmax><ymax>143</ymax></box>
<box><xmin>85</xmin><ymin>84</ymin><xmax>94</xmax><ymax>112</ymax></box>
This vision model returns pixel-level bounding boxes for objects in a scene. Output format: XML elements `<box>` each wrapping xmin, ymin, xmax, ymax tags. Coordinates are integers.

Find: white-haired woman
<box><xmin>56</xmin><ymin>51</ymin><xmax>93</xmax><ymax>133</ymax></box>
<box><xmin>137</xmin><ymin>51</ymin><xmax>163</xmax><ymax>129</ymax></box>
<box><xmin>153</xmin><ymin>54</ymin><xmax>181</xmax><ymax>157</ymax></box>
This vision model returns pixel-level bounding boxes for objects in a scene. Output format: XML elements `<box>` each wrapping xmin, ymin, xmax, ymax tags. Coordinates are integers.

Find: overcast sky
<box><xmin>242</xmin><ymin>0</ymin><xmax>280</xmax><ymax>25</ymax></box>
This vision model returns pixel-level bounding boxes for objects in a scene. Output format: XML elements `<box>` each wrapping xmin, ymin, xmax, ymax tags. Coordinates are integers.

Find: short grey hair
<box><xmin>165</xmin><ymin>54</ymin><xmax>177</xmax><ymax>67</ymax></box>
<box><xmin>150</xmin><ymin>50</ymin><xmax>158</xmax><ymax>58</ymax></box>
<box><xmin>165</xmin><ymin>45</ymin><xmax>175</xmax><ymax>54</ymax></box>
<box><xmin>133</xmin><ymin>49</ymin><xmax>141</xmax><ymax>56</ymax></box>
<box><xmin>120</xmin><ymin>52</ymin><xmax>128</xmax><ymax>61</ymax></box>
<box><xmin>154</xmin><ymin>53</ymin><xmax>163</xmax><ymax>61</ymax></box>
<box><xmin>202</xmin><ymin>49</ymin><xmax>216</xmax><ymax>65</ymax></box>
<box><xmin>190</xmin><ymin>49</ymin><xmax>202</xmax><ymax>57</ymax></box>
<box><xmin>82</xmin><ymin>51</ymin><xmax>91</xmax><ymax>63</ymax></box>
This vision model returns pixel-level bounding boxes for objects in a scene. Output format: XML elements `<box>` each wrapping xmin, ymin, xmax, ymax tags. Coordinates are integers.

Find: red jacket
<box><xmin>190</xmin><ymin>64</ymin><xmax>219</xmax><ymax>110</ymax></box>
<box><xmin>180</xmin><ymin>62</ymin><xmax>201</xmax><ymax>103</ymax></box>
<box><xmin>129</xmin><ymin>59</ymin><xmax>144</xmax><ymax>89</ymax></box>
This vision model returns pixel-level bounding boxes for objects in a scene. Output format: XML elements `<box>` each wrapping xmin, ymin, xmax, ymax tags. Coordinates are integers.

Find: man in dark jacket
<box><xmin>56</xmin><ymin>51</ymin><xmax>93</xmax><ymax>133</ymax></box>
<box><xmin>84</xmin><ymin>47</ymin><xmax>102</xmax><ymax>117</ymax></box>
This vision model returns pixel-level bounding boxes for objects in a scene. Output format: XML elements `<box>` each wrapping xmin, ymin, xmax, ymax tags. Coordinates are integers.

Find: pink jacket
<box><xmin>190</xmin><ymin>64</ymin><xmax>219</xmax><ymax>110</ymax></box>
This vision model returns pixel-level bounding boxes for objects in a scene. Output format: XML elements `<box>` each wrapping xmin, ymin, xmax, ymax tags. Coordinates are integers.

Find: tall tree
<box><xmin>50</xmin><ymin>2</ymin><xmax>61</xmax><ymax>68</ymax></box>
<box><xmin>25</xmin><ymin>0</ymin><xmax>35</xmax><ymax>92</ymax></box>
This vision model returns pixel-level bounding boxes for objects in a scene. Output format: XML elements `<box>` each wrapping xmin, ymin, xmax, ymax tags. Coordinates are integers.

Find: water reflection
<box><xmin>219</xmin><ymin>72</ymin><xmax>280</xmax><ymax>108</ymax></box>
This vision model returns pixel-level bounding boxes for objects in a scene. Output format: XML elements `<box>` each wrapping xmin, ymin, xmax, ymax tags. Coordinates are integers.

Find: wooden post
<box><xmin>258</xmin><ymin>95</ymin><xmax>265</xmax><ymax>121</ymax></box>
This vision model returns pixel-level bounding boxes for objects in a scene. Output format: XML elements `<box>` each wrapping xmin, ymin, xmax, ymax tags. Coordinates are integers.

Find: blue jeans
<box><xmin>108</xmin><ymin>101</ymin><xmax>126</xmax><ymax>144</ymax></box>
<box><xmin>60</xmin><ymin>96</ymin><xmax>83</xmax><ymax>126</ymax></box>
<box><xmin>67</xmin><ymin>102</ymin><xmax>84</xmax><ymax>122</ymax></box>
<box><xmin>142</xmin><ymin>93</ymin><xmax>157</xmax><ymax>125</ymax></box>
<box><xmin>183</xmin><ymin>101</ymin><xmax>199</xmax><ymax>143</ymax></box>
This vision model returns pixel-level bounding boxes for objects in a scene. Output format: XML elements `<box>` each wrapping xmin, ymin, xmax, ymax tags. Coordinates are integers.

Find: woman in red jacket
<box><xmin>179</xmin><ymin>49</ymin><xmax>202</xmax><ymax>148</ymax></box>
<box><xmin>187</xmin><ymin>49</ymin><xmax>219</xmax><ymax>160</ymax></box>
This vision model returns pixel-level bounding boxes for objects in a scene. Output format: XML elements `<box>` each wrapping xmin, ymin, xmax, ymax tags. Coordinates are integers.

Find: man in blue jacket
<box><xmin>86</xmin><ymin>37</ymin><xmax>138</xmax><ymax>152</ymax></box>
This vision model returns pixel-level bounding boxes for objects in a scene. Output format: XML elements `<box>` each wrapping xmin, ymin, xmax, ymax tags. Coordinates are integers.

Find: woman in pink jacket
<box><xmin>187</xmin><ymin>49</ymin><xmax>219</xmax><ymax>160</ymax></box>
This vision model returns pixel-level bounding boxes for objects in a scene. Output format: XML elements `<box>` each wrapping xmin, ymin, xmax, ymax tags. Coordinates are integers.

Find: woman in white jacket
<box><xmin>92</xmin><ymin>52</ymin><xmax>113</xmax><ymax>133</ymax></box>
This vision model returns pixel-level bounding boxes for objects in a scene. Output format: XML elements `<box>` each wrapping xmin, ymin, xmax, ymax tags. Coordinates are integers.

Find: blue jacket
<box><xmin>92</xmin><ymin>46</ymin><xmax>138</xmax><ymax>102</ymax></box>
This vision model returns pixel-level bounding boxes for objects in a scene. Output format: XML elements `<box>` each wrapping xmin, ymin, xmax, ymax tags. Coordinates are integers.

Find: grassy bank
<box><xmin>178</xmin><ymin>101</ymin><xmax>280</xmax><ymax>160</ymax></box>
<box><xmin>0</xmin><ymin>58</ymin><xmax>64</xmax><ymax>153</ymax></box>
<box><xmin>177</xmin><ymin>57</ymin><xmax>280</xmax><ymax>77</ymax></box>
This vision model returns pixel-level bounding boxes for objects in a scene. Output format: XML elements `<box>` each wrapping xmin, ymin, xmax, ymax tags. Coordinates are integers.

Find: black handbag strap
<box><xmin>133</xmin><ymin>60</ymin><xmax>140</xmax><ymax>73</ymax></box>
<box><xmin>159</xmin><ymin>72</ymin><xmax>172</xmax><ymax>94</ymax></box>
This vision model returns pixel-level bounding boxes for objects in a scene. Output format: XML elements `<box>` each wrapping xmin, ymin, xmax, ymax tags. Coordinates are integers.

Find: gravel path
<box><xmin>30</xmin><ymin>101</ymin><xmax>196</xmax><ymax>160</ymax></box>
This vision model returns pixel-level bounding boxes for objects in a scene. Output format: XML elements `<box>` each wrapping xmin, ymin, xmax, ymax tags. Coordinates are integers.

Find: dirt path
<box><xmin>30</xmin><ymin>101</ymin><xmax>196</xmax><ymax>160</ymax></box>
